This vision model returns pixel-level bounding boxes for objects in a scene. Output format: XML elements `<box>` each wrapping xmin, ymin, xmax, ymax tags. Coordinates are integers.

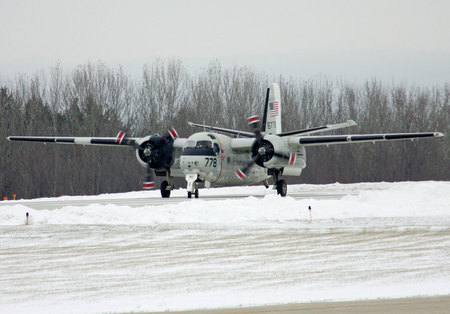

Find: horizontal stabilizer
<box><xmin>279</xmin><ymin>120</ymin><xmax>357</xmax><ymax>137</ymax></box>
<box><xmin>188</xmin><ymin>122</ymin><xmax>254</xmax><ymax>137</ymax></box>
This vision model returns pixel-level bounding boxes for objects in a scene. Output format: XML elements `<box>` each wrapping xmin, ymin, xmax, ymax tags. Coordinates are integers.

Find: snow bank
<box><xmin>1</xmin><ymin>181</ymin><xmax>449</xmax><ymax>226</ymax></box>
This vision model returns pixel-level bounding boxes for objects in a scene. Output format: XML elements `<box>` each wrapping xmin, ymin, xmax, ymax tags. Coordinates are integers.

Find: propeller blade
<box><xmin>142</xmin><ymin>165</ymin><xmax>155</xmax><ymax>190</ymax></box>
<box><xmin>115</xmin><ymin>131</ymin><xmax>126</xmax><ymax>144</ymax></box>
<box><xmin>273</xmin><ymin>152</ymin><xmax>296</xmax><ymax>165</ymax></box>
<box><xmin>163</xmin><ymin>127</ymin><xmax>179</xmax><ymax>141</ymax></box>
<box><xmin>235</xmin><ymin>154</ymin><xmax>259</xmax><ymax>180</ymax></box>
<box><xmin>247</xmin><ymin>115</ymin><xmax>264</xmax><ymax>148</ymax></box>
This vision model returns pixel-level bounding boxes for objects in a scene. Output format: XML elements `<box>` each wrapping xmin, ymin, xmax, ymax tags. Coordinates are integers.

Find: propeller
<box><xmin>121</xmin><ymin>127</ymin><xmax>178</xmax><ymax>190</ymax></box>
<box><xmin>235</xmin><ymin>116</ymin><xmax>294</xmax><ymax>180</ymax></box>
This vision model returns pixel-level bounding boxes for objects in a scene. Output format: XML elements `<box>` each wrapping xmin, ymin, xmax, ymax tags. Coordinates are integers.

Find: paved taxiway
<box><xmin>1</xmin><ymin>182</ymin><xmax>448</xmax><ymax>313</ymax></box>
<box><xmin>153</xmin><ymin>296</ymin><xmax>450</xmax><ymax>314</ymax></box>
<box><xmin>1</xmin><ymin>191</ymin><xmax>351</xmax><ymax>210</ymax></box>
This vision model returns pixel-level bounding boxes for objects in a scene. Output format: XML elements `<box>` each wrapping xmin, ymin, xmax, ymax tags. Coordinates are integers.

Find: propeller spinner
<box><xmin>134</xmin><ymin>127</ymin><xmax>178</xmax><ymax>190</ymax></box>
<box><xmin>235</xmin><ymin>116</ymin><xmax>293</xmax><ymax>180</ymax></box>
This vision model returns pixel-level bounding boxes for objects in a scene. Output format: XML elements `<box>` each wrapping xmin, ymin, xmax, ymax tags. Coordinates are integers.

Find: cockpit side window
<box><xmin>196</xmin><ymin>140</ymin><xmax>212</xmax><ymax>148</ymax></box>
<box><xmin>184</xmin><ymin>140</ymin><xmax>196</xmax><ymax>148</ymax></box>
<box><xmin>213</xmin><ymin>143</ymin><xmax>220</xmax><ymax>154</ymax></box>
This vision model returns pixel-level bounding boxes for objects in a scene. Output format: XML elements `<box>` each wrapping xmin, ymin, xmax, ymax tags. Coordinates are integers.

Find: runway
<box><xmin>1</xmin><ymin>182</ymin><xmax>449</xmax><ymax>313</ymax></box>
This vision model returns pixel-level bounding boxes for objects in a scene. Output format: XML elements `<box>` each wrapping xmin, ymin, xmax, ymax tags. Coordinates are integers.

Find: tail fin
<box><xmin>261</xmin><ymin>83</ymin><xmax>282</xmax><ymax>134</ymax></box>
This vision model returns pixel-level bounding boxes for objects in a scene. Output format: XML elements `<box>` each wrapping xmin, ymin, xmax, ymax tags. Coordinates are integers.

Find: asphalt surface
<box><xmin>0</xmin><ymin>191</ymin><xmax>349</xmax><ymax>209</ymax></box>
<box><xmin>1</xmin><ymin>186</ymin><xmax>448</xmax><ymax>313</ymax></box>
<box><xmin>150</xmin><ymin>296</ymin><xmax>450</xmax><ymax>314</ymax></box>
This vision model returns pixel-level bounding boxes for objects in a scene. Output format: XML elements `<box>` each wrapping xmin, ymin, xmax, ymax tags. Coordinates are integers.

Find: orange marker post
<box><xmin>13</xmin><ymin>193</ymin><xmax>16</xmax><ymax>200</ymax></box>
<box><xmin>308</xmin><ymin>206</ymin><xmax>312</xmax><ymax>223</ymax></box>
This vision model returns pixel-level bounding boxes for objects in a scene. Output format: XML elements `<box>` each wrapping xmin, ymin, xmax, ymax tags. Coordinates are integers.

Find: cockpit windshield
<box><xmin>184</xmin><ymin>140</ymin><xmax>213</xmax><ymax>149</ymax></box>
<box><xmin>182</xmin><ymin>139</ymin><xmax>216</xmax><ymax>156</ymax></box>
<box><xmin>195</xmin><ymin>141</ymin><xmax>212</xmax><ymax>148</ymax></box>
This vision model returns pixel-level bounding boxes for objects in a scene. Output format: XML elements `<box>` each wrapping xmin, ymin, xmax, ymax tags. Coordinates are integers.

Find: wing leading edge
<box><xmin>289</xmin><ymin>132</ymin><xmax>444</xmax><ymax>146</ymax></box>
<box><xmin>7</xmin><ymin>135</ymin><xmax>139</xmax><ymax>147</ymax></box>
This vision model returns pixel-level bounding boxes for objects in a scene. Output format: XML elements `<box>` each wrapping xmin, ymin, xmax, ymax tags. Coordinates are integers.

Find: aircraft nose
<box><xmin>180</xmin><ymin>147</ymin><xmax>219</xmax><ymax>179</ymax></box>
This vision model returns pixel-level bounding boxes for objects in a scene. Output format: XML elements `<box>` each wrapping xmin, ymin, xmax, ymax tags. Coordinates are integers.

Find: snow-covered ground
<box><xmin>0</xmin><ymin>181</ymin><xmax>449</xmax><ymax>313</ymax></box>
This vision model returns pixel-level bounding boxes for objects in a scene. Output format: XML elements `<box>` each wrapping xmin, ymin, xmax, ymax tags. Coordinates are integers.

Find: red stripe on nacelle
<box><xmin>289</xmin><ymin>153</ymin><xmax>296</xmax><ymax>165</ymax></box>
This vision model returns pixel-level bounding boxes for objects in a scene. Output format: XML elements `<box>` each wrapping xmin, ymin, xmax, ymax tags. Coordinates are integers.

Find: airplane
<box><xmin>7</xmin><ymin>83</ymin><xmax>445</xmax><ymax>198</ymax></box>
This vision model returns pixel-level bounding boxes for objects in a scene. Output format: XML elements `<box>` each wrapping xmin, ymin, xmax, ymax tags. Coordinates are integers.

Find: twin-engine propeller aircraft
<box><xmin>8</xmin><ymin>83</ymin><xmax>444</xmax><ymax>198</ymax></box>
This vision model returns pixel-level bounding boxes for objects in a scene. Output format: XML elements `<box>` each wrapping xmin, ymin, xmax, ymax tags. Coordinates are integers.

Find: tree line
<box><xmin>1</xmin><ymin>60</ymin><xmax>448</xmax><ymax>199</ymax></box>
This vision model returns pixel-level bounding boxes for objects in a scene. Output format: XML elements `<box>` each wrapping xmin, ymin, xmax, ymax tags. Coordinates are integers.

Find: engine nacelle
<box><xmin>135</xmin><ymin>135</ymin><xmax>174</xmax><ymax>169</ymax></box>
<box><xmin>250</xmin><ymin>134</ymin><xmax>307</xmax><ymax>172</ymax></box>
<box><xmin>251</xmin><ymin>134</ymin><xmax>288</xmax><ymax>169</ymax></box>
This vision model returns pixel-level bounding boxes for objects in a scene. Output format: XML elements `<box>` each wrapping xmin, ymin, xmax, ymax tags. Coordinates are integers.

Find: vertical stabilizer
<box><xmin>261</xmin><ymin>83</ymin><xmax>282</xmax><ymax>134</ymax></box>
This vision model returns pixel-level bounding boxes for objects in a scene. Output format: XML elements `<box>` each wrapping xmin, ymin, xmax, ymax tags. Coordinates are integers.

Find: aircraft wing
<box><xmin>188</xmin><ymin>122</ymin><xmax>254</xmax><ymax>137</ymax></box>
<box><xmin>288</xmin><ymin>132</ymin><xmax>444</xmax><ymax>146</ymax></box>
<box><xmin>7</xmin><ymin>133</ymin><xmax>139</xmax><ymax>147</ymax></box>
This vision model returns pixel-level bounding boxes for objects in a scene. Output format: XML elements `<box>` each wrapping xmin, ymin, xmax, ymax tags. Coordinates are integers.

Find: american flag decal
<box><xmin>269</xmin><ymin>101</ymin><xmax>279</xmax><ymax>117</ymax></box>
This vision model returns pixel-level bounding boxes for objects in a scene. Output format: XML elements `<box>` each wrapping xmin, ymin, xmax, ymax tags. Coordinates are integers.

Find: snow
<box><xmin>0</xmin><ymin>181</ymin><xmax>449</xmax><ymax>313</ymax></box>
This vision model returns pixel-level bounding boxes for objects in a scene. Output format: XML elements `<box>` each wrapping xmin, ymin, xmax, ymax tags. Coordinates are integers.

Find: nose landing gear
<box><xmin>185</xmin><ymin>173</ymin><xmax>200</xmax><ymax>198</ymax></box>
<box><xmin>187</xmin><ymin>189</ymin><xmax>199</xmax><ymax>199</ymax></box>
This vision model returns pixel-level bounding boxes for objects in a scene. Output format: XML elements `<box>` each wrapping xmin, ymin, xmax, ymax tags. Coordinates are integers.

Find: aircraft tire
<box><xmin>160</xmin><ymin>181</ymin><xmax>171</xmax><ymax>198</ymax></box>
<box><xmin>187</xmin><ymin>192</ymin><xmax>192</xmax><ymax>198</ymax></box>
<box><xmin>194</xmin><ymin>189</ymin><xmax>199</xmax><ymax>198</ymax></box>
<box><xmin>276</xmin><ymin>180</ymin><xmax>287</xmax><ymax>197</ymax></box>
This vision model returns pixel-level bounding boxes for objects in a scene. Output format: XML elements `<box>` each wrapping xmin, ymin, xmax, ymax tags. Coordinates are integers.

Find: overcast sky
<box><xmin>1</xmin><ymin>0</ymin><xmax>449</xmax><ymax>85</ymax></box>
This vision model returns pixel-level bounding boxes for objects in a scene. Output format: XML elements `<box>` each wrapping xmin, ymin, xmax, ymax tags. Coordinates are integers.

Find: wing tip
<box><xmin>434</xmin><ymin>132</ymin><xmax>445</xmax><ymax>137</ymax></box>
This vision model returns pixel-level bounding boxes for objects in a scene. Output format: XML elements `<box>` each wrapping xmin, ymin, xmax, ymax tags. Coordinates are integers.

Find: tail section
<box><xmin>261</xmin><ymin>83</ymin><xmax>282</xmax><ymax>135</ymax></box>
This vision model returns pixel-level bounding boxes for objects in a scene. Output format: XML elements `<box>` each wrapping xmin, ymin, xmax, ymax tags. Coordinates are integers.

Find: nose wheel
<box><xmin>187</xmin><ymin>189</ymin><xmax>199</xmax><ymax>199</ymax></box>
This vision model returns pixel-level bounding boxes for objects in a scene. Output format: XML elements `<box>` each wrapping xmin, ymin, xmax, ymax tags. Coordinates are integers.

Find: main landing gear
<box><xmin>276</xmin><ymin>180</ymin><xmax>287</xmax><ymax>197</ymax></box>
<box><xmin>160</xmin><ymin>172</ymin><xmax>174</xmax><ymax>198</ymax></box>
<box><xmin>160</xmin><ymin>180</ymin><xmax>171</xmax><ymax>198</ymax></box>
<box><xmin>270</xmin><ymin>169</ymin><xmax>287</xmax><ymax>197</ymax></box>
